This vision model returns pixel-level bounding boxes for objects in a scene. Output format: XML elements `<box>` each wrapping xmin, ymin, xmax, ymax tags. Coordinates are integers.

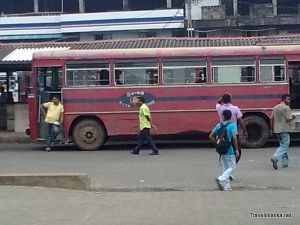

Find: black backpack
<box><xmin>214</xmin><ymin>122</ymin><xmax>232</xmax><ymax>154</ymax></box>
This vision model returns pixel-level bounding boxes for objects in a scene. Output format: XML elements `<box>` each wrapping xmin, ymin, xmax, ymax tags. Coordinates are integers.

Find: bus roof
<box><xmin>33</xmin><ymin>45</ymin><xmax>300</xmax><ymax>60</ymax></box>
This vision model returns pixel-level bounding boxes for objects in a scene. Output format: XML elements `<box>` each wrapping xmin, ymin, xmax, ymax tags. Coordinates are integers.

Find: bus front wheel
<box><xmin>72</xmin><ymin>119</ymin><xmax>106</xmax><ymax>150</ymax></box>
<box><xmin>240</xmin><ymin>115</ymin><xmax>269</xmax><ymax>148</ymax></box>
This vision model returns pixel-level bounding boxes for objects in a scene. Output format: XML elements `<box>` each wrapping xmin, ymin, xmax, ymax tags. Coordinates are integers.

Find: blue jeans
<box><xmin>218</xmin><ymin>155</ymin><xmax>236</xmax><ymax>189</ymax></box>
<box><xmin>272</xmin><ymin>133</ymin><xmax>290</xmax><ymax>166</ymax></box>
<box><xmin>133</xmin><ymin>128</ymin><xmax>158</xmax><ymax>152</ymax></box>
<box><xmin>45</xmin><ymin>123</ymin><xmax>60</xmax><ymax>149</ymax></box>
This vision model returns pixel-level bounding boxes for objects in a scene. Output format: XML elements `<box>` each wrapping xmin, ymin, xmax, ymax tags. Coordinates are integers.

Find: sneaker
<box><xmin>224</xmin><ymin>187</ymin><xmax>232</xmax><ymax>191</ymax></box>
<box><xmin>149</xmin><ymin>151</ymin><xmax>159</xmax><ymax>155</ymax></box>
<box><xmin>229</xmin><ymin>175</ymin><xmax>234</xmax><ymax>181</ymax></box>
<box><xmin>271</xmin><ymin>158</ymin><xmax>278</xmax><ymax>170</ymax></box>
<box><xmin>130</xmin><ymin>151</ymin><xmax>139</xmax><ymax>155</ymax></box>
<box><xmin>215</xmin><ymin>178</ymin><xmax>224</xmax><ymax>191</ymax></box>
<box><xmin>45</xmin><ymin>147</ymin><xmax>51</xmax><ymax>152</ymax></box>
<box><xmin>282</xmin><ymin>164</ymin><xmax>288</xmax><ymax>168</ymax></box>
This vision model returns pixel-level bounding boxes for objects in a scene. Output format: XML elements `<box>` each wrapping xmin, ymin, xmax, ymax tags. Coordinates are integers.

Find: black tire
<box><xmin>240</xmin><ymin>115</ymin><xmax>269</xmax><ymax>148</ymax></box>
<box><xmin>72</xmin><ymin>119</ymin><xmax>106</xmax><ymax>150</ymax></box>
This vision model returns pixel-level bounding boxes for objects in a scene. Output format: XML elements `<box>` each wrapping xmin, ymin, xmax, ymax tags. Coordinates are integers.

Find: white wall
<box><xmin>0</xmin><ymin>9</ymin><xmax>184</xmax><ymax>38</ymax></box>
<box><xmin>189</xmin><ymin>0</ymin><xmax>220</xmax><ymax>20</ymax></box>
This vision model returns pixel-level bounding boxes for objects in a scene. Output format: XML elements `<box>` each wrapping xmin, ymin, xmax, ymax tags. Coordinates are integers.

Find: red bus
<box><xmin>28</xmin><ymin>44</ymin><xmax>300</xmax><ymax>150</ymax></box>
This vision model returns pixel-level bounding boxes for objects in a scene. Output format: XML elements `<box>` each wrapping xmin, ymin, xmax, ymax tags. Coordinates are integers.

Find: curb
<box><xmin>0</xmin><ymin>173</ymin><xmax>90</xmax><ymax>190</ymax></box>
<box><xmin>0</xmin><ymin>136</ymin><xmax>32</xmax><ymax>144</ymax></box>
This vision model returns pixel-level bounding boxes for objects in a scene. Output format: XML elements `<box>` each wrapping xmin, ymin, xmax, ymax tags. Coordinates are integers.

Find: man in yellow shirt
<box><xmin>131</xmin><ymin>96</ymin><xmax>159</xmax><ymax>155</ymax></box>
<box><xmin>40</xmin><ymin>96</ymin><xmax>64</xmax><ymax>151</ymax></box>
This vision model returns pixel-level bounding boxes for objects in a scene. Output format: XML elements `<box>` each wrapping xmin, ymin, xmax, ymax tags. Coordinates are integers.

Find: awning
<box><xmin>2</xmin><ymin>47</ymin><xmax>70</xmax><ymax>62</ymax></box>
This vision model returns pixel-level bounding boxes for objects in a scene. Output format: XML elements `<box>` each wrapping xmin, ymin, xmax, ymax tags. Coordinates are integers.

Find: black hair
<box><xmin>222</xmin><ymin>94</ymin><xmax>231</xmax><ymax>104</ymax></box>
<box><xmin>52</xmin><ymin>95</ymin><xmax>60</xmax><ymax>100</ymax></box>
<box><xmin>138</xmin><ymin>96</ymin><xmax>145</xmax><ymax>103</ymax></box>
<box><xmin>281</xmin><ymin>94</ymin><xmax>290</xmax><ymax>101</ymax></box>
<box><xmin>223</xmin><ymin>110</ymin><xmax>232</xmax><ymax>121</ymax></box>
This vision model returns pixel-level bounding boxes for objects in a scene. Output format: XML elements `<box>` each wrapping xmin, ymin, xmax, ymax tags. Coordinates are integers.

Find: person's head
<box><xmin>137</xmin><ymin>96</ymin><xmax>145</xmax><ymax>105</ymax></box>
<box><xmin>281</xmin><ymin>94</ymin><xmax>291</xmax><ymax>106</ymax></box>
<box><xmin>51</xmin><ymin>96</ymin><xmax>60</xmax><ymax>105</ymax></box>
<box><xmin>222</xmin><ymin>94</ymin><xmax>232</xmax><ymax>104</ymax></box>
<box><xmin>222</xmin><ymin>110</ymin><xmax>232</xmax><ymax>121</ymax></box>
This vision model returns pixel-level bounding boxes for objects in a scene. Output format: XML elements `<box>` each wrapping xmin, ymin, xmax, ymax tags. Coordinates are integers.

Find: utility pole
<box><xmin>186</xmin><ymin>0</ymin><xmax>194</xmax><ymax>37</ymax></box>
<box><xmin>61</xmin><ymin>0</ymin><xmax>64</xmax><ymax>12</ymax></box>
<box><xmin>272</xmin><ymin>0</ymin><xmax>277</xmax><ymax>16</ymax></box>
<box><xmin>123</xmin><ymin>0</ymin><xmax>129</xmax><ymax>10</ymax></box>
<box><xmin>167</xmin><ymin>0</ymin><xmax>172</xmax><ymax>9</ymax></box>
<box><xmin>34</xmin><ymin>0</ymin><xmax>39</xmax><ymax>13</ymax></box>
<box><xmin>233</xmin><ymin>0</ymin><xmax>238</xmax><ymax>17</ymax></box>
<box><xmin>79</xmin><ymin>0</ymin><xmax>85</xmax><ymax>13</ymax></box>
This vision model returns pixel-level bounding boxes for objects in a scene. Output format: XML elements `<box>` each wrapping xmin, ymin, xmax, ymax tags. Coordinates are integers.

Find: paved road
<box><xmin>0</xmin><ymin>143</ymin><xmax>299</xmax><ymax>225</ymax></box>
<box><xmin>0</xmin><ymin>143</ymin><xmax>299</xmax><ymax>191</ymax></box>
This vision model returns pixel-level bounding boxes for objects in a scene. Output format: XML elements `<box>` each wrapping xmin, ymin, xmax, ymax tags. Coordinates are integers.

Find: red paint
<box><xmin>29</xmin><ymin>46</ymin><xmax>294</xmax><ymax>141</ymax></box>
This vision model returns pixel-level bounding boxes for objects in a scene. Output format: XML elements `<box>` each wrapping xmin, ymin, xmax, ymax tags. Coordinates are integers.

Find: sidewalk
<box><xmin>0</xmin><ymin>131</ymin><xmax>31</xmax><ymax>143</ymax></box>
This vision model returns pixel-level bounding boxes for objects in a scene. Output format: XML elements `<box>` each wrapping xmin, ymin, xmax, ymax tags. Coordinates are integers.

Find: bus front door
<box><xmin>36</xmin><ymin>67</ymin><xmax>63</xmax><ymax>139</ymax></box>
<box><xmin>289</xmin><ymin>62</ymin><xmax>300</xmax><ymax>109</ymax></box>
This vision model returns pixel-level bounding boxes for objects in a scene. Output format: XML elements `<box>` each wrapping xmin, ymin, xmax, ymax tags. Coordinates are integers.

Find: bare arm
<box><xmin>232</xmin><ymin>132</ymin><xmax>239</xmax><ymax>158</ymax></box>
<box><xmin>145</xmin><ymin>115</ymin><xmax>157</xmax><ymax>129</ymax></box>
<box><xmin>237</xmin><ymin>118</ymin><xmax>248</xmax><ymax>138</ymax></box>
<box><xmin>40</xmin><ymin>104</ymin><xmax>46</xmax><ymax>117</ymax></box>
<box><xmin>209</xmin><ymin>131</ymin><xmax>215</xmax><ymax>142</ymax></box>
<box><xmin>59</xmin><ymin>112</ymin><xmax>63</xmax><ymax>124</ymax></box>
<box><xmin>286</xmin><ymin>115</ymin><xmax>296</xmax><ymax>123</ymax></box>
<box><xmin>217</xmin><ymin>98</ymin><xmax>223</xmax><ymax>105</ymax></box>
<box><xmin>270</xmin><ymin>116</ymin><xmax>274</xmax><ymax>134</ymax></box>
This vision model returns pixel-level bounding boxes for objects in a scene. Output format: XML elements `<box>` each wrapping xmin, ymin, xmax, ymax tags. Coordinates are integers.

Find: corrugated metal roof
<box><xmin>2</xmin><ymin>47</ymin><xmax>70</xmax><ymax>62</ymax></box>
<box><xmin>1</xmin><ymin>35</ymin><xmax>300</xmax><ymax>63</ymax></box>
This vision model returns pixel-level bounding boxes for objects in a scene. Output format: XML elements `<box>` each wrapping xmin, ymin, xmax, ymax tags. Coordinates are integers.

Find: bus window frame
<box><xmin>211</xmin><ymin>57</ymin><xmax>256</xmax><ymax>84</ymax></box>
<box><xmin>162</xmin><ymin>58</ymin><xmax>207</xmax><ymax>86</ymax></box>
<box><xmin>259</xmin><ymin>56</ymin><xmax>286</xmax><ymax>83</ymax></box>
<box><xmin>113</xmin><ymin>59</ymin><xmax>159</xmax><ymax>87</ymax></box>
<box><xmin>36</xmin><ymin>67</ymin><xmax>63</xmax><ymax>91</ymax></box>
<box><xmin>65</xmin><ymin>61</ymin><xmax>110</xmax><ymax>87</ymax></box>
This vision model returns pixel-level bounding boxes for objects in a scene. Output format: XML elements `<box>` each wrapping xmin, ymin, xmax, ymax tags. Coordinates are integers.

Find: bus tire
<box><xmin>241</xmin><ymin>115</ymin><xmax>269</xmax><ymax>148</ymax></box>
<box><xmin>72</xmin><ymin>119</ymin><xmax>105</xmax><ymax>150</ymax></box>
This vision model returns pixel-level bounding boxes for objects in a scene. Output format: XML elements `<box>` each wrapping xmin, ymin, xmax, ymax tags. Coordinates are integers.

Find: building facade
<box><xmin>189</xmin><ymin>0</ymin><xmax>300</xmax><ymax>37</ymax></box>
<box><xmin>0</xmin><ymin>0</ymin><xmax>185</xmax><ymax>42</ymax></box>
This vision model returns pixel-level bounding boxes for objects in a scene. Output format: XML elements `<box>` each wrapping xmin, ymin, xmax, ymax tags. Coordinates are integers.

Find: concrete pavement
<box><xmin>0</xmin><ymin>186</ymin><xmax>298</xmax><ymax>225</ymax></box>
<box><xmin>0</xmin><ymin>143</ymin><xmax>299</xmax><ymax>191</ymax></box>
<box><xmin>0</xmin><ymin>143</ymin><xmax>299</xmax><ymax>225</ymax></box>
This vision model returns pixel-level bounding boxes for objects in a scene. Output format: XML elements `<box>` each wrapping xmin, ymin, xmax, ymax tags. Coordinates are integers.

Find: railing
<box><xmin>0</xmin><ymin>12</ymin><xmax>63</xmax><ymax>17</ymax></box>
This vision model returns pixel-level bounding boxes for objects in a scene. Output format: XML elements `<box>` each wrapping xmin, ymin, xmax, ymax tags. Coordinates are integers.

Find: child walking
<box><xmin>209</xmin><ymin>110</ymin><xmax>239</xmax><ymax>191</ymax></box>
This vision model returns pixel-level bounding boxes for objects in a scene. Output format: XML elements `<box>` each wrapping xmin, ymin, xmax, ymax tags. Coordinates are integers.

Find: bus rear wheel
<box><xmin>72</xmin><ymin>119</ymin><xmax>105</xmax><ymax>150</ymax></box>
<box><xmin>241</xmin><ymin>115</ymin><xmax>269</xmax><ymax>148</ymax></box>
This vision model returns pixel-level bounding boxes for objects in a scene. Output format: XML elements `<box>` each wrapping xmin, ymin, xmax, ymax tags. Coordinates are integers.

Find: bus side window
<box><xmin>260</xmin><ymin>57</ymin><xmax>285</xmax><ymax>82</ymax></box>
<box><xmin>99</xmin><ymin>70</ymin><xmax>109</xmax><ymax>85</ymax></box>
<box><xmin>212</xmin><ymin>57</ymin><xmax>255</xmax><ymax>84</ymax></box>
<box><xmin>115</xmin><ymin>60</ymin><xmax>158</xmax><ymax>86</ymax></box>
<box><xmin>146</xmin><ymin>69</ymin><xmax>158</xmax><ymax>84</ymax></box>
<box><xmin>115</xmin><ymin>70</ymin><xmax>124</xmax><ymax>85</ymax></box>
<box><xmin>163</xmin><ymin>58</ymin><xmax>207</xmax><ymax>85</ymax></box>
<box><xmin>125</xmin><ymin>74</ymin><xmax>138</xmax><ymax>85</ymax></box>
<box><xmin>195</xmin><ymin>68</ymin><xmax>207</xmax><ymax>83</ymax></box>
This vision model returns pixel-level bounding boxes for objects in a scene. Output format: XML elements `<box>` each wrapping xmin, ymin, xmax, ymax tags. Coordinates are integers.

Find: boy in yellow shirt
<box><xmin>131</xmin><ymin>96</ymin><xmax>159</xmax><ymax>155</ymax></box>
<box><xmin>40</xmin><ymin>96</ymin><xmax>64</xmax><ymax>151</ymax></box>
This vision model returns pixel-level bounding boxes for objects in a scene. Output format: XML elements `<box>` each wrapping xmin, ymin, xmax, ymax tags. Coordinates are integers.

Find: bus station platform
<box><xmin>0</xmin><ymin>131</ymin><xmax>31</xmax><ymax>143</ymax></box>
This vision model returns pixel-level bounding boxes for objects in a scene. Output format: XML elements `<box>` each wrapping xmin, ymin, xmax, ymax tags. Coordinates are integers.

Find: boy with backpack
<box><xmin>209</xmin><ymin>110</ymin><xmax>239</xmax><ymax>191</ymax></box>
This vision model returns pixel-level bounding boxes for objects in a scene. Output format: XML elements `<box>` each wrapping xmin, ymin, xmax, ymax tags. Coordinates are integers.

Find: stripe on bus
<box><xmin>63</xmin><ymin>94</ymin><xmax>283</xmax><ymax>104</ymax></box>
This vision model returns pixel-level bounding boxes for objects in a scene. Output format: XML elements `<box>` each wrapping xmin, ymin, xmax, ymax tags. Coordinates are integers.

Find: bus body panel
<box><xmin>29</xmin><ymin>44</ymin><xmax>299</xmax><ymax>149</ymax></box>
<box><xmin>62</xmin><ymin>84</ymin><xmax>287</xmax><ymax>137</ymax></box>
